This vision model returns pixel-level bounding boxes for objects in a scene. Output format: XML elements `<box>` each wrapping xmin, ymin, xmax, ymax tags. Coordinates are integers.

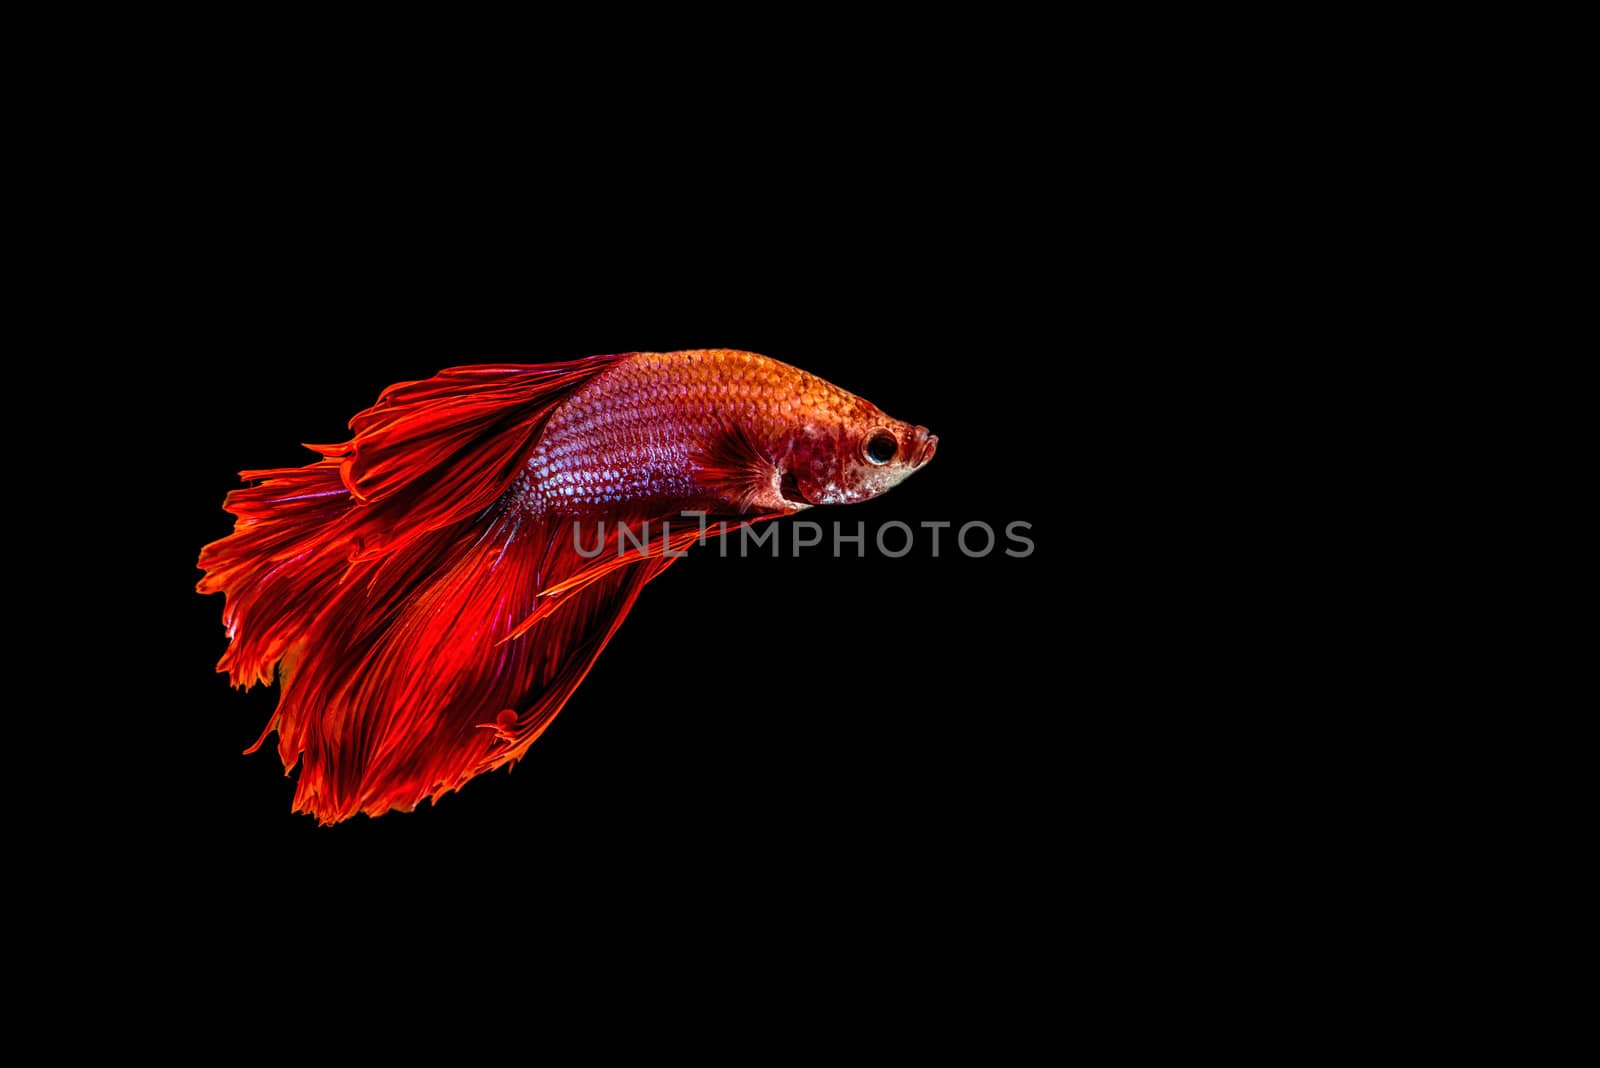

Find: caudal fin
<box><xmin>269</xmin><ymin>510</ymin><xmax>686</xmax><ymax>822</ymax></box>
<box><xmin>196</xmin><ymin>355</ymin><xmax>664</xmax><ymax>822</ymax></box>
<box><xmin>197</xmin><ymin>458</ymin><xmax>354</xmax><ymax>689</ymax></box>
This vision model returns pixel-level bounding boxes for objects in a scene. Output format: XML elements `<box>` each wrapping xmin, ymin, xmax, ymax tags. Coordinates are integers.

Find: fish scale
<box><xmin>520</xmin><ymin>350</ymin><xmax>873</xmax><ymax>517</ymax></box>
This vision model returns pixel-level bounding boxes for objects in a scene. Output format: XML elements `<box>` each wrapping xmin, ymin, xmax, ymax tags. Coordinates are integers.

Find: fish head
<box><xmin>777</xmin><ymin>409</ymin><xmax>937</xmax><ymax>507</ymax></box>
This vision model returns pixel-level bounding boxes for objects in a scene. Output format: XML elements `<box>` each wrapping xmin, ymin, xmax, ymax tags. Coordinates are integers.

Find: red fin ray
<box><xmin>197</xmin><ymin>459</ymin><xmax>355</xmax><ymax>688</ymax></box>
<box><xmin>329</xmin><ymin>357</ymin><xmax>629</xmax><ymax>560</ymax></box>
<box><xmin>270</xmin><ymin>513</ymin><xmax>685</xmax><ymax>823</ymax></box>
<box><xmin>199</xmin><ymin>356</ymin><xmax>628</xmax><ymax>682</ymax></box>
<box><xmin>196</xmin><ymin>354</ymin><xmax>638</xmax><ymax>820</ymax></box>
<box><xmin>691</xmin><ymin>419</ymin><xmax>783</xmax><ymax>513</ymax></box>
<box><xmin>272</xmin><ymin>512</ymin><xmax>543</xmax><ymax>820</ymax></box>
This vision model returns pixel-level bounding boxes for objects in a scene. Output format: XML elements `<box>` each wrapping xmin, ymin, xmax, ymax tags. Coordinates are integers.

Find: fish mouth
<box><xmin>907</xmin><ymin>426</ymin><xmax>938</xmax><ymax>468</ymax></box>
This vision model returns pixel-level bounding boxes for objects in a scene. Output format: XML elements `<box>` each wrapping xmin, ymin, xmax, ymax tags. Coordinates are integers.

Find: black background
<box><xmin>41</xmin><ymin>36</ymin><xmax>1266</xmax><ymax>1034</ymax></box>
<box><xmin>37</xmin><ymin>32</ymin><xmax>1373</xmax><ymax>1034</ymax></box>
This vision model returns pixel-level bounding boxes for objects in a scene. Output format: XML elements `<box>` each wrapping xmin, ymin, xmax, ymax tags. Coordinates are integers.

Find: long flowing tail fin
<box><xmin>196</xmin><ymin>355</ymin><xmax>664</xmax><ymax>822</ymax></box>
<box><xmin>262</xmin><ymin>510</ymin><xmax>682</xmax><ymax>822</ymax></box>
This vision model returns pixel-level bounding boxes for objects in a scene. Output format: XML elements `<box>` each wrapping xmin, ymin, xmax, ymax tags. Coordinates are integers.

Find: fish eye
<box><xmin>862</xmin><ymin>430</ymin><xmax>898</xmax><ymax>466</ymax></box>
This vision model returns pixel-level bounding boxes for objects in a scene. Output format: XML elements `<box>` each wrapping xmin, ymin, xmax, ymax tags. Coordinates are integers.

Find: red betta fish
<box><xmin>197</xmin><ymin>350</ymin><xmax>936</xmax><ymax>823</ymax></box>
